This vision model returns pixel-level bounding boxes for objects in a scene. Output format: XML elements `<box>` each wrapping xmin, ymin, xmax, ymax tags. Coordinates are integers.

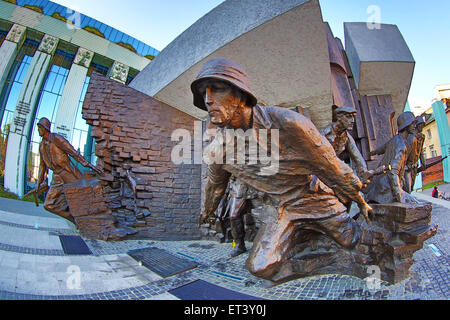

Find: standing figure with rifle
<box><xmin>320</xmin><ymin>106</ymin><xmax>389</xmax><ymax>206</ymax></box>
<box><xmin>30</xmin><ymin>117</ymin><xmax>103</xmax><ymax>223</ymax></box>
<box><xmin>320</xmin><ymin>106</ymin><xmax>369</xmax><ymax>179</ymax></box>
<box><xmin>404</xmin><ymin>116</ymin><xmax>427</xmax><ymax>192</ymax></box>
<box><xmin>365</xmin><ymin>112</ymin><xmax>419</xmax><ymax>204</ymax></box>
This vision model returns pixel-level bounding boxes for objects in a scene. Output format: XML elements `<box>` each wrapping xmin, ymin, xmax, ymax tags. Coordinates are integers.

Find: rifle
<box><xmin>417</xmin><ymin>156</ymin><xmax>448</xmax><ymax>174</ymax></box>
<box><xmin>360</xmin><ymin>165</ymin><xmax>391</xmax><ymax>185</ymax></box>
<box><xmin>23</xmin><ymin>184</ymin><xmax>49</xmax><ymax>207</ymax></box>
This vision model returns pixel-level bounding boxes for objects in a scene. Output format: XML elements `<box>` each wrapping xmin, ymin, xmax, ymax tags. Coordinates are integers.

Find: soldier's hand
<box><xmin>198</xmin><ymin>212</ymin><xmax>208</xmax><ymax>227</ymax></box>
<box><xmin>198</xmin><ymin>211</ymin><xmax>215</xmax><ymax>227</ymax></box>
<box><xmin>358</xmin><ymin>202</ymin><xmax>374</xmax><ymax>224</ymax></box>
<box><xmin>92</xmin><ymin>165</ymin><xmax>104</xmax><ymax>176</ymax></box>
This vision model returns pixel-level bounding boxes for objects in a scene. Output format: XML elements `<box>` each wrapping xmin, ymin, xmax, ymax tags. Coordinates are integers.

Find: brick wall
<box><xmin>82</xmin><ymin>73</ymin><xmax>202</xmax><ymax>240</ymax></box>
<box><xmin>422</xmin><ymin>156</ymin><xmax>444</xmax><ymax>185</ymax></box>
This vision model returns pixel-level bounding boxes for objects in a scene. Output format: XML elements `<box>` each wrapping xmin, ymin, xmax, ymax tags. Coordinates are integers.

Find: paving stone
<box><xmin>0</xmin><ymin>196</ymin><xmax>448</xmax><ymax>300</ymax></box>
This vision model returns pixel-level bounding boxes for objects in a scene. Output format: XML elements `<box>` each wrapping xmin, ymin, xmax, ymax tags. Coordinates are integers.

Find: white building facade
<box><xmin>0</xmin><ymin>0</ymin><xmax>159</xmax><ymax>197</ymax></box>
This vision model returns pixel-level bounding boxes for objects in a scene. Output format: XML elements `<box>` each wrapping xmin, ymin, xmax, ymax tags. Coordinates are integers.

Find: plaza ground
<box><xmin>0</xmin><ymin>187</ymin><xmax>448</xmax><ymax>300</ymax></box>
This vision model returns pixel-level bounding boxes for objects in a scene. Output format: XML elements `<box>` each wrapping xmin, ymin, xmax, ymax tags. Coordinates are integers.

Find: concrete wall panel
<box><xmin>130</xmin><ymin>0</ymin><xmax>334</xmax><ymax>128</ymax></box>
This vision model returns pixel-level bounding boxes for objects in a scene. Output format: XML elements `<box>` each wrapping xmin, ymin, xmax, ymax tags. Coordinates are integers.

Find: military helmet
<box><xmin>191</xmin><ymin>58</ymin><xmax>257</xmax><ymax>111</ymax></box>
<box><xmin>397</xmin><ymin>112</ymin><xmax>416</xmax><ymax>132</ymax></box>
<box><xmin>334</xmin><ymin>106</ymin><xmax>357</xmax><ymax>115</ymax></box>
<box><xmin>415</xmin><ymin>116</ymin><xmax>425</xmax><ymax>126</ymax></box>
<box><xmin>37</xmin><ymin>117</ymin><xmax>51</xmax><ymax>132</ymax></box>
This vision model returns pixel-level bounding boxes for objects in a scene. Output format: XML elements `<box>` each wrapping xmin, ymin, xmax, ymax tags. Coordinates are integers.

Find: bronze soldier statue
<box><xmin>365</xmin><ymin>112</ymin><xmax>418</xmax><ymax>204</ymax></box>
<box><xmin>225</xmin><ymin>177</ymin><xmax>253</xmax><ymax>257</ymax></box>
<box><xmin>193</xmin><ymin>58</ymin><xmax>373</xmax><ymax>282</ymax></box>
<box><xmin>33</xmin><ymin>117</ymin><xmax>103</xmax><ymax>223</ymax></box>
<box><xmin>320</xmin><ymin>106</ymin><xmax>368</xmax><ymax>179</ymax></box>
<box><xmin>404</xmin><ymin>116</ymin><xmax>427</xmax><ymax>192</ymax></box>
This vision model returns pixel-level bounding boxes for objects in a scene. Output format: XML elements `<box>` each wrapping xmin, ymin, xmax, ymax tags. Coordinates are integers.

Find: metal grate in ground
<box><xmin>128</xmin><ymin>247</ymin><xmax>198</xmax><ymax>278</ymax></box>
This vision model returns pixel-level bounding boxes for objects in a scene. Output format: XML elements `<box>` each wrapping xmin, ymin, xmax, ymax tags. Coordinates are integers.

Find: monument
<box><xmin>27</xmin><ymin>117</ymin><xmax>137</xmax><ymax>240</ymax></box>
<box><xmin>193</xmin><ymin>58</ymin><xmax>437</xmax><ymax>285</ymax></box>
<box><xmin>65</xmin><ymin>0</ymin><xmax>436</xmax><ymax>287</ymax></box>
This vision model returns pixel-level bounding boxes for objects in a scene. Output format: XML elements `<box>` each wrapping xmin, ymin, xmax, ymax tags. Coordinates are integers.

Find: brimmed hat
<box><xmin>415</xmin><ymin>116</ymin><xmax>425</xmax><ymax>126</ymax></box>
<box><xmin>191</xmin><ymin>58</ymin><xmax>257</xmax><ymax>111</ymax></box>
<box><xmin>37</xmin><ymin>117</ymin><xmax>51</xmax><ymax>132</ymax></box>
<box><xmin>334</xmin><ymin>106</ymin><xmax>357</xmax><ymax>115</ymax></box>
<box><xmin>397</xmin><ymin>112</ymin><xmax>416</xmax><ymax>132</ymax></box>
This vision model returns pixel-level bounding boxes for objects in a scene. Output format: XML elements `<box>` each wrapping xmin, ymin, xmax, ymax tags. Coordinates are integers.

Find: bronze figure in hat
<box><xmin>193</xmin><ymin>58</ymin><xmax>373</xmax><ymax>282</ymax></box>
<box><xmin>32</xmin><ymin>117</ymin><xmax>103</xmax><ymax>223</ymax></box>
<box><xmin>320</xmin><ymin>106</ymin><xmax>369</xmax><ymax>179</ymax></box>
<box><xmin>365</xmin><ymin>112</ymin><xmax>419</xmax><ymax>204</ymax></box>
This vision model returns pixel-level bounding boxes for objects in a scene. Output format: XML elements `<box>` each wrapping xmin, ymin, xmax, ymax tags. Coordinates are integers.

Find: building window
<box><xmin>25</xmin><ymin>64</ymin><xmax>70</xmax><ymax>190</ymax></box>
<box><xmin>429</xmin><ymin>145</ymin><xmax>436</xmax><ymax>158</ymax></box>
<box><xmin>427</xmin><ymin>129</ymin><xmax>432</xmax><ymax>139</ymax></box>
<box><xmin>0</xmin><ymin>40</ymin><xmax>39</xmax><ymax>182</ymax></box>
<box><xmin>0</xmin><ymin>30</ymin><xmax>7</xmax><ymax>46</ymax></box>
<box><xmin>71</xmin><ymin>76</ymin><xmax>90</xmax><ymax>156</ymax></box>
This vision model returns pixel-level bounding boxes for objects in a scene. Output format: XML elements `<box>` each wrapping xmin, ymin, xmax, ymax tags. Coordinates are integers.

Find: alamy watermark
<box><xmin>365</xmin><ymin>265</ymin><xmax>381</xmax><ymax>291</ymax></box>
<box><xmin>66</xmin><ymin>265</ymin><xmax>82</xmax><ymax>290</ymax></box>
<box><xmin>171</xmin><ymin>121</ymin><xmax>280</xmax><ymax>175</ymax></box>
<box><xmin>367</xmin><ymin>5</ymin><xmax>381</xmax><ymax>30</ymax></box>
<box><xmin>65</xmin><ymin>8</ymin><xmax>82</xmax><ymax>30</ymax></box>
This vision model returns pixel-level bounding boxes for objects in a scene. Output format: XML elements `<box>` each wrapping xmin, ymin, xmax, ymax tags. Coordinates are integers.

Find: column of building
<box><xmin>0</xmin><ymin>24</ymin><xmax>26</xmax><ymax>93</ymax></box>
<box><xmin>4</xmin><ymin>34</ymin><xmax>59</xmax><ymax>197</ymax></box>
<box><xmin>432</xmin><ymin>100</ymin><xmax>450</xmax><ymax>183</ymax></box>
<box><xmin>53</xmin><ymin>47</ymin><xmax>94</xmax><ymax>142</ymax></box>
<box><xmin>108</xmin><ymin>61</ymin><xmax>130</xmax><ymax>84</ymax></box>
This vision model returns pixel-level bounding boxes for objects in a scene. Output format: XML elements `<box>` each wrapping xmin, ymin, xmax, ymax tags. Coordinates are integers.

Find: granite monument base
<box><xmin>248</xmin><ymin>202</ymin><xmax>437</xmax><ymax>285</ymax></box>
<box><xmin>64</xmin><ymin>177</ymin><xmax>137</xmax><ymax>241</ymax></box>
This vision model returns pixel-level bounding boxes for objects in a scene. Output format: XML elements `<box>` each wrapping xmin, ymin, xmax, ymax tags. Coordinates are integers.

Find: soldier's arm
<box><xmin>283</xmin><ymin>111</ymin><xmax>373</xmax><ymax>222</ymax></box>
<box><xmin>53</xmin><ymin>135</ymin><xmax>102</xmax><ymax>175</ymax></box>
<box><xmin>54</xmin><ymin>135</ymin><xmax>89</xmax><ymax>165</ymax></box>
<box><xmin>346</xmin><ymin>132</ymin><xmax>368</xmax><ymax>176</ymax></box>
<box><xmin>419</xmin><ymin>140</ymin><xmax>427</xmax><ymax>169</ymax></box>
<box><xmin>201</xmin><ymin>164</ymin><xmax>231</xmax><ymax>225</ymax></box>
<box><xmin>386</xmin><ymin>139</ymin><xmax>406</xmax><ymax>202</ymax></box>
<box><xmin>37</xmin><ymin>158</ymin><xmax>48</xmax><ymax>187</ymax></box>
<box><xmin>370</xmin><ymin>142</ymin><xmax>387</xmax><ymax>156</ymax></box>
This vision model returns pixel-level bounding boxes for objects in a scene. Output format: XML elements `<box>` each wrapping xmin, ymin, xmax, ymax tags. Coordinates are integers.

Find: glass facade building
<box><xmin>0</xmin><ymin>0</ymin><xmax>159</xmax><ymax>196</ymax></box>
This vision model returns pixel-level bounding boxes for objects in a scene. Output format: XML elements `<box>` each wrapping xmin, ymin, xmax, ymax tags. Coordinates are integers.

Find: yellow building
<box><xmin>422</xmin><ymin>84</ymin><xmax>450</xmax><ymax>161</ymax></box>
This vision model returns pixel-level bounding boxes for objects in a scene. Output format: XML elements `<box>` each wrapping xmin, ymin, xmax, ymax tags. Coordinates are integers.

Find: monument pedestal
<box><xmin>64</xmin><ymin>177</ymin><xmax>137</xmax><ymax>241</ymax></box>
<box><xmin>357</xmin><ymin>202</ymin><xmax>438</xmax><ymax>283</ymax></box>
<box><xmin>248</xmin><ymin>202</ymin><xmax>437</xmax><ymax>285</ymax></box>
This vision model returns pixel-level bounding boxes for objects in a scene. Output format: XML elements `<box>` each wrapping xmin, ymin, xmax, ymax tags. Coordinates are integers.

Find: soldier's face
<box><xmin>406</xmin><ymin>123</ymin><xmax>416</xmax><ymax>134</ymax></box>
<box><xmin>416</xmin><ymin>123</ymin><xmax>425</xmax><ymax>133</ymax></box>
<box><xmin>38</xmin><ymin>125</ymin><xmax>45</xmax><ymax>137</ymax></box>
<box><xmin>337</xmin><ymin>113</ymin><xmax>355</xmax><ymax>131</ymax></box>
<box><xmin>198</xmin><ymin>80</ymin><xmax>242</xmax><ymax>127</ymax></box>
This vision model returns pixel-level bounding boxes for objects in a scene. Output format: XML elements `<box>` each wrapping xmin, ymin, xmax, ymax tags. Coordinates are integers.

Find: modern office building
<box><xmin>0</xmin><ymin>0</ymin><xmax>159</xmax><ymax>197</ymax></box>
<box><xmin>420</xmin><ymin>84</ymin><xmax>450</xmax><ymax>184</ymax></box>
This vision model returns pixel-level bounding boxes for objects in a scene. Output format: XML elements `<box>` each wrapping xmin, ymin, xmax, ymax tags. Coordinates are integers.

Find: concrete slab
<box><xmin>130</xmin><ymin>0</ymin><xmax>334</xmax><ymax>129</ymax></box>
<box><xmin>0</xmin><ymin>196</ymin><xmax>447</xmax><ymax>300</ymax></box>
<box><xmin>344</xmin><ymin>22</ymin><xmax>415</xmax><ymax>120</ymax></box>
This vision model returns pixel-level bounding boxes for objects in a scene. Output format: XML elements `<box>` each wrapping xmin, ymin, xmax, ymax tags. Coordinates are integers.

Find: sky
<box><xmin>50</xmin><ymin>0</ymin><xmax>449</xmax><ymax>114</ymax></box>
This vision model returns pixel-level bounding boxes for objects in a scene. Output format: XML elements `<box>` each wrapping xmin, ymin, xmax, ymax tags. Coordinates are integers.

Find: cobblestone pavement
<box><xmin>0</xmin><ymin>195</ymin><xmax>448</xmax><ymax>300</ymax></box>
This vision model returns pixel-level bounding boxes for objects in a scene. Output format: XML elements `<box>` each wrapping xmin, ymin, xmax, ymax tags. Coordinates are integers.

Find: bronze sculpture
<box><xmin>365</xmin><ymin>112</ymin><xmax>419</xmax><ymax>204</ymax></box>
<box><xmin>193</xmin><ymin>58</ymin><xmax>373</xmax><ymax>282</ymax></box>
<box><xmin>404</xmin><ymin>116</ymin><xmax>427</xmax><ymax>192</ymax></box>
<box><xmin>320</xmin><ymin>106</ymin><xmax>368</xmax><ymax>179</ymax></box>
<box><xmin>32</xmin><ymin>117</ymin><xmax>103</xmax><ymax>223</ymax></box>
<box><xmin>224</xmin><ymin>177</ymin><xmax>254</xmax><ymax>257</ymax></box>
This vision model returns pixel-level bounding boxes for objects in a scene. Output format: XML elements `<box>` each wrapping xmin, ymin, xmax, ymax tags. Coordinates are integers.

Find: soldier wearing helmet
<box><xmin>404</xmin><ymin>116</ymin><xmax>427</xmax><ymax>191</ymax></box>
<box><xmin>320</xmin><ymin>106</ymin><xmax>369</xmax><ymax>179</ymax></box>
<box><xmin>365</xmin><ymin>112</ymin><xmax>419</xmax><ymax>204</ymax></box>
<box><xmin>193</xmin><ymin>59</ymin><xmax>373</xmax><ymax>282</ymax></box>
<box><xmin>35</xmin><ymin>117</ymin><xmax>103</xmax><ymax>223</ymax></box>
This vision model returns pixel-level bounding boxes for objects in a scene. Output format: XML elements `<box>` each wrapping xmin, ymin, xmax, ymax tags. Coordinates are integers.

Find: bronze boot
<box><xmin>230</xmin><ymin>218</ymin><xmax>247</xmax><ymax>257</ymax></box>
